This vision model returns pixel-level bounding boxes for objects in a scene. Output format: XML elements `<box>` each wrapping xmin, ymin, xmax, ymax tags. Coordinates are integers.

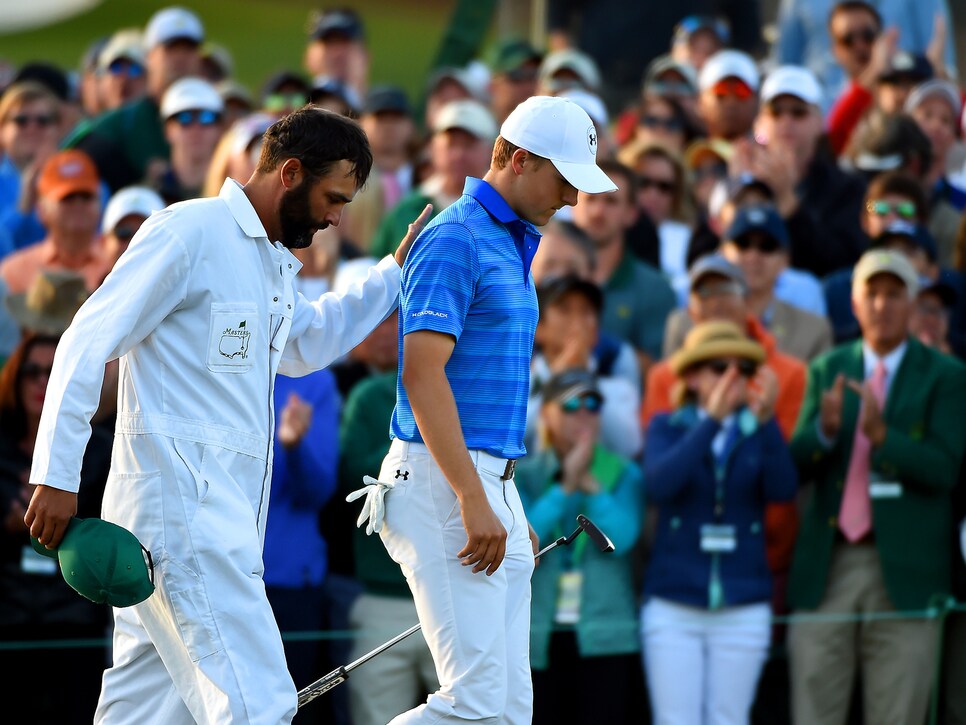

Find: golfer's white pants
<box><xmin>641</xmin><ymin>597</ymin><xmax>771</xmax><ymax>725</ymax></box>
<box><xmin>379</xmin><ymin>439</ymin><xmax>535</xmax><ymax>725</ymax></box>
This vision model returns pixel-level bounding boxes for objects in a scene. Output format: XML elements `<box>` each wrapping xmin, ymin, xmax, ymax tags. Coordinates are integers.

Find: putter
<box><xmin>296</xmin><ymin>514</ymin><xmax>615</xmax><ymax>709</ymax></box>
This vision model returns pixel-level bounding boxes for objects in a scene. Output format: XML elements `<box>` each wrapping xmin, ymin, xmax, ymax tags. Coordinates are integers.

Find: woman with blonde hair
<box><xmin>618</xmin><ymin>140</ymin><xmax>694</xmax><ymax>292</ymax></box>
<box><xmin>641</xmin><ymin>320</ymin><xmax>797</xmax><ymax>725</ymax></box>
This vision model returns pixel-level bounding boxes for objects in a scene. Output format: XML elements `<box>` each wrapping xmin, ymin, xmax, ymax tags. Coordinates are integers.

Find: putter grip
<box><xmin>297</xmin><ymin>666</ymin><xmax>348</xmax><ymax>708</ymax></box>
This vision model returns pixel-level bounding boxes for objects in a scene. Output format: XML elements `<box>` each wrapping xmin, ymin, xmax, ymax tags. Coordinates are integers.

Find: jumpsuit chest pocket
<box><xmin>207</xmin><ymin>302</ymin><xmax>258</xmax><ymax>373</ymax></box>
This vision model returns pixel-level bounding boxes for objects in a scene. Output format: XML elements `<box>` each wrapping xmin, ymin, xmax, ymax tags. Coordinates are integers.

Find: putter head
<box><xmin>576</xmin><ymin>514</ymin><xmax>615</xmax><ymax>553</ymax></box>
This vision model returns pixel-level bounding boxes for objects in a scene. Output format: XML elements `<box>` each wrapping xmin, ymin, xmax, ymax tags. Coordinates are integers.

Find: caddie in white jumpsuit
<box><xmin>25</xmin><ymin>108</ymin><xmax>428</xmax><ymax>724</ymax></box>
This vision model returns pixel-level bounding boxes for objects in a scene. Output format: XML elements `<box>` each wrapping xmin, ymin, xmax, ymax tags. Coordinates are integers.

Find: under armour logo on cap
<box><xmin>587</xmin><ymin>125</ymin><xmax>597</xmax><ymax>154</ymax></box>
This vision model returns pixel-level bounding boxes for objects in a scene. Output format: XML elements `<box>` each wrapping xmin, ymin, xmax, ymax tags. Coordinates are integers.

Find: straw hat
<box><xmin>5</xmin><ymin>270</ymin><xmax>89</xmax><ymax>336</ymax></box>
<box><xmin>669</xmin><ymin>320</ymin><xmax>765</xmax><ymax>375</ymax></box>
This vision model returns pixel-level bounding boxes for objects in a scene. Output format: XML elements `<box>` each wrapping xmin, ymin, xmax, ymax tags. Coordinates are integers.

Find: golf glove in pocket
<box><xmin>346</xmin><ymin>475</ymin><xmax>395</xmax><ymax>535</ymax></box>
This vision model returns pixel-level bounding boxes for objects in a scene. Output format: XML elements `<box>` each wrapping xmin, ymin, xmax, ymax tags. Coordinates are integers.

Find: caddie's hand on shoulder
<box><xmin>457</xmin><ymin>488</ymin><xmax>507</xmax><ymax>576</ymax></box>
<box><xmin>394</xmin><ymin>204</ymin><xmax>433</xmax><ymax>267</ymax></box>
<box><xmin>24</xmin><ymin>484</ymin><xmax>78</xmax><ymax>551</ymax></box>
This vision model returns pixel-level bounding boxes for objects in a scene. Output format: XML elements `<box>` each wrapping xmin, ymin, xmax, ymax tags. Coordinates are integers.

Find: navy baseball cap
<box><xmin>918</xmin><ymin>275</ymin><xmax>957</xmax><ymax>307</ymax></box>
<box><xmin>32</xmin><ymin>517</ymin><xmax>155</xmax><ymax>607</ymax></box>
<box><xmin>363</xmin><ymin>85</ymin><xmax>411</xmax><ymax>115</ymax></box>
<box><xmin>873</xmin><ymin>220</ymin><xmax>938</xmax><ymax>261</ymax></box>
<box><xmin>879</xmin><ymin>52</ymin><xmax>932</xmax><ymax>84</ymax></box>
<box><xmin>310</xmin><ymin>8</ymin><xmax>365</xmax><ymax>41</ymax></box>
<box><xmin>724</xmin><ymin>204</ymin><xmax>789</xmax><ymax>248</ymax></box>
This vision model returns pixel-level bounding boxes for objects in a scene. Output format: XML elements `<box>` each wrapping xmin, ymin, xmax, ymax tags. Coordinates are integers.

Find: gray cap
<box><xmin>688</xmin><ymin>253</ymin><xmax>746</xmax><ymax>294</ymax></box>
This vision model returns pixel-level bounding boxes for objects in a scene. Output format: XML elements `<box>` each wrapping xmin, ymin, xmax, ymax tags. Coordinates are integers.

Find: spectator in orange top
<box><xmin>642</xmin><ymin>254</ymin><xmax>804</xmax><ymax>586</ymax></box>
<box><xmin>0</xmin><ymin>150</ymin><xmax>108</xmax><ymax>294</ymax></box>
<box><xmin>643</xmin><ymin>254</ymin><xmax>806</xmax><ymax>440</ymax></box>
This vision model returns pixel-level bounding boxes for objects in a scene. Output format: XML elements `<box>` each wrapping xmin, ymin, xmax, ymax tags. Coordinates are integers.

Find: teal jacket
<box><xmin>515</xmin><ymin>445</ymin><xmax>645</xmax><ymax>669</ymax></box>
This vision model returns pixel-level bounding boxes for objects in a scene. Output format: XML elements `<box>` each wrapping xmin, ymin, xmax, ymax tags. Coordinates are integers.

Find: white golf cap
<box><xmin>539</xmin><ymin>49</ymin><xmax>601</xmax><ymax>92</ymax></box>
<box><xmin>145</xmin><ymin>6</ymin><xmax>204</xmax><ymax>49</ymax></box>
<box><xmin>699</xmin><ymin>49</ymin><xmax>760</xmax><ymax>92</ymax></box>
<box><xmin>556</xmin><ymin>88</ymin><xmax>609</xmax><ymax>127</ymax></box>
<box><xmin>904</xmin><ymin>79</ymin><xmax>963</xmax><ymax>118</ymax></box>
<box><xmin>433</xmin><ymin>99</ymin><xmax>498</xmax><ymax>141</ymax></box>
<box><xmin>761</xmin><ymin>65</ymin><xmax>822</xmax><ymax>105</ymax></box>
<box><xmin>97</xmin><ymin>29</ymin><xmax>145</xmax><ymax>71</ymax></box>
<box><xmin>852</xmin><ymin>249</ymin><xmax>919</xmax><ymax>299</ymax></box>
<box><xmin>102</xmin><ymin>186</ymin><xmax>165</xmax><ymax>233</ymax></box>
<box><xmin>161</xmin><ymin>77</ymin><xmax>223</xmax><ymax>119</ymax></box>
<box><xmin>500</xmin><ymin>95</ymin><xmax>616</xmax><ymax>194</ymax></box>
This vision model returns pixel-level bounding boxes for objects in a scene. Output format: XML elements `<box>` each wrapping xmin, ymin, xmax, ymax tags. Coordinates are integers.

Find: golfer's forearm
<box><xmin>404</xmin><ymin>370</ymin><xmax>483</xmax><ymax>501</ymax></box>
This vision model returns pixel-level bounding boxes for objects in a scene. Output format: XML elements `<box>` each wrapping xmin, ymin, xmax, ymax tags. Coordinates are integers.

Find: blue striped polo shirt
<box><xmin>390</xmin><ymin>177</ymin><xmax>541</xmax><ymax>458</ymax></box>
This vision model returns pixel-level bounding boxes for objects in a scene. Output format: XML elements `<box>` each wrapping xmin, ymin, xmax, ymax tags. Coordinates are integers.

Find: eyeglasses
<box><xmin>170</xmin><ymin>109</ymin><xmax>221</xmax><ymax>127</ymax></box>
<box><xmin>639</xmin><ymin>175</ymin><xmax>676</xmax><ymax>195</ymax></box>
<box><xmin>113</xmin><ymin>226</ymin><xmax>139</xmax><ymax>242</ymax></box>
<box><xmin>867</xmin><ymin>199</ymin><xmax>917</xmax><ymax>219</ymax></box>
<box><xmin>835</xmin><ymin>28</ymin><xmax>877</xmax><ymax>49</ymax></box>
<box><xmin>9</xmin><ymin>113</ymin><xmax>58</xmax><ymax>128</ymax></box>
<box><xmin>766</xmin><ymin>103</ymin><xmax>810</xmax><ymax>119</ymax></box>
<box><xmin>560</xmin><ymin>394</ymin><xmax>603</xmax><ymax>414</ymax></box>
<box><xmin>711</xmin><ymin>78</ymin><xmax>754</xmax><ymax>100</ymax></box>
<box><xmin>264</xmin><ymin>93</ymin><xmax>307</xmax><ymax>112</ymax></box>
<box><xmin>640</xmin><ymin>114</ymin><xmax>684</xmax><ymax>132</ymax></box>
<box><xmin>705</xmin><ymin>358</ymin><xmax>758</xmax><ymax>377</ymax></box>
<box><xmin>21</xmin><ymin>362</ymin><xmax>54</xmax><ymax>381</ymax></box>
<box><xmin>692</xmin><ymin>161</ymin><xmax>728</xmax><ymax>183</ymax></box>
<box><xmin>732</xmin><ymin>234</ymin><xmax>782</xmax><ymax>253</ymax></box>
<box><xmin>107</xmin><ymin>59</ymin><xmax>145</xmax><ymax>78</ymax></box>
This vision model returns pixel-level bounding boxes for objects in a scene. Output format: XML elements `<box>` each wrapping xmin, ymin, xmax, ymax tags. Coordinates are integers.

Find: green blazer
<box><xmin>788</xmin><ymin>338</ymin><xmax>966</xmax><ymax>611</ymax></box>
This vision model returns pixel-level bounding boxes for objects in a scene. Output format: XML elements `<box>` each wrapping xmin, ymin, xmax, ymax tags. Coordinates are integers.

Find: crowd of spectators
<box><xmin>1</xmin><ymin>2</ymin><xmax>965</xmax><ymax>724</ymax></box>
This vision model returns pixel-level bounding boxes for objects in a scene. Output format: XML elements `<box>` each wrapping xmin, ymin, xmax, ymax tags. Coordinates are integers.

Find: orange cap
<box><xmin>37</xmin><ymin>150</ymin><xmax>100</xmax><ymax>201</ymax></box>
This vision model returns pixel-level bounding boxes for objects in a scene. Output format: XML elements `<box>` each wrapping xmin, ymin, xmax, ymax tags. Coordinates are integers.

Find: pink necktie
<box><xmin>382</xmin><ymin>171</ymin><xmax>402</xmax><ymax>210</ymax></box>
<box><xmin>839</xmin><ymin>360</ymin><xmax>888</xmax><ymax>542</ymax></box>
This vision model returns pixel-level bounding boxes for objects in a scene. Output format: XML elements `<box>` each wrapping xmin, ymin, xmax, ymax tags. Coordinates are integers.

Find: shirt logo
<box><xmin>395</xmin><ymin>469</ymin><xmax>409</xmax><ymax>480</ymax></box>
<box><xmin>219</xmin><ymin>320</ymin><xmax>251</xmax><ymax>359</ymax></box>
<box><xmin>412</xmin><ymin>310</ymin><xmax>448</xmax><ymax>318</ymax></box>
<box><xmin>587</xmin><ymin>125</ymin><xmax>597</xmax><ymax>155</ymax></box>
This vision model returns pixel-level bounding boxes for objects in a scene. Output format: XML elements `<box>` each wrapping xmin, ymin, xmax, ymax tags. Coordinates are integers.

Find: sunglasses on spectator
<box><xmin>711</xmin><ymin>78</ymin><xmax>754</xmax><ymax>100</ymax></box>
<box><xmin>640</xmin><ymin>114</ymin><xmax>684</xmax><ymax>132</ymax></box>
<box><xmin>21</xmin><ymin>363</ymin><xmax>54</xmax><ymax>381</ymax></box>
<box><xmin>705</xmin><ymin>358</ymin><xmax>758</xmax><ymax>377</ymax></box>
<box><xmin>113</xmin><ymin>226</ymin><xmax>139</xmax><ymax>242</ymax></box>
<box><xmin>866</xmin><ymin>199</ymin><xmax>917</xmax><ymax>219</ymax></box>
<box><xmin>836</xmin><ymin>28</ymin><xmax>877</xmax><ymax>48</ymax></box>
<box><xmin>766</xmin><ymin>102</ymin><xmax>810</xmax><ymax>119</ymax></box>
<box><xmin>170</xmin><ymin>109</ymin><xmax>221</xmax><ymax>127</ymax></box>
<box><xmin>692</xmin><ymin>161</ymin><xmax>728</xmax><ymax>183</ymax></box>
<box><xmin>560</xmin><ymin>394</ymin><xmax>603</xmax><ymax>414</ymax></box>
<box><xmin>731</xmin><ymin>234</ymin><xmax>782</xmax><ymax>253</ymax></box>
<box><xmin>264</xmin><ymin>93</ymin><xmax>307</xmax><ymax>112</ymax></box>
<box><xmin>9</xmin><ymin>113</ymin><xmax>58</xmax><ymax>128</ymax></box>
<box><xmin>107</xmin><ymin>59</ymin><xmax>145</xmax><ymax>78</ymax></box>
<box><xmin>639</xmin><ymin>175</ymin><xmax>676</xmax><ymax>194</ymax></box>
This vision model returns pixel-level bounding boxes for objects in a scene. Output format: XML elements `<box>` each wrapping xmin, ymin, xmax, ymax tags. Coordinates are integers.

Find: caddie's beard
<box><xmin>279</xmin><ymin>178</ymin><xmax>328</xmax><ymax>250</ymax></box>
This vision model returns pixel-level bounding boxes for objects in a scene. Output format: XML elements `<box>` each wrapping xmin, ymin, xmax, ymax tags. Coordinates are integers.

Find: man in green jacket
<box><xmin>787</xmin><ymin>249</ymin><xmax>966</xmax><ymax>725</ymax></box>
<box><xmin>62</xmin><ymin>7</ymin><xmax>204</xmax><ymax>192</ymax></box>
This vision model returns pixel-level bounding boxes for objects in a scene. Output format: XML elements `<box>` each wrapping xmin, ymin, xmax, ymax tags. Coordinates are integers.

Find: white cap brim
<box><xmin>552</xmin><ymin>158</ymin><xmax>617</xmax><ymax>194</ymax></box>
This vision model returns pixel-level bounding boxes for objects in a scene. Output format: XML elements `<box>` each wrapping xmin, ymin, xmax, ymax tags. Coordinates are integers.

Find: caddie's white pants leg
<box><xmin>379</xmin><ymin>440</ymin><xmax>535</xmax><ymax>725</ymax></box>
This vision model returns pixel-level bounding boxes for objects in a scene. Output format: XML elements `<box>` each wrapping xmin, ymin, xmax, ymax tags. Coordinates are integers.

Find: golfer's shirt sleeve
<box><xmin>400</xmin><ymin>221</ymin><xmax>479</xmax><ymax>340</ymax></box>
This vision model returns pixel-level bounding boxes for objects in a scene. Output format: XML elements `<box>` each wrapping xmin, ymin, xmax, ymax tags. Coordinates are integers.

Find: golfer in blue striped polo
<box><xmin>347</xmin><ymin>95</ymin><xmax>617</xmax><ymax>725</ymax></box>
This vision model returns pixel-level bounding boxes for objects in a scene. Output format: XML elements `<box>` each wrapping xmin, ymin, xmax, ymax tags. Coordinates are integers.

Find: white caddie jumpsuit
<box><xmin>30</xmin><ymin>179</ymin><xmax>401</xmax><ymax>724</ymax></box>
